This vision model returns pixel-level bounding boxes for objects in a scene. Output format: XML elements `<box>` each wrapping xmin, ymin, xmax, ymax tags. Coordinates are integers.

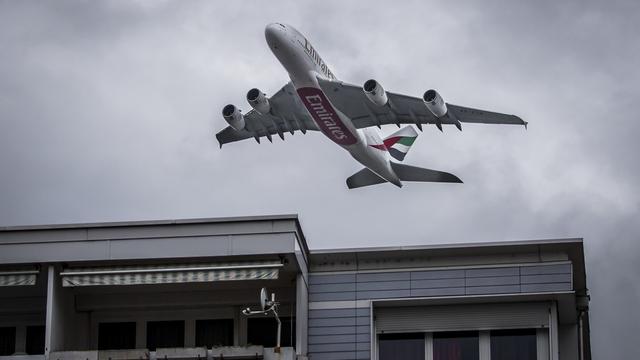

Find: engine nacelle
<box><xmin>222</xmin><ymin>104</ymin><xmax>245</xmax><ymax>131</ymax></box>
<box><xmin>363</xmin><ymin>79</ymin><xmax>388</xmax><ymax>107</ymax></box>
<box><xmin>246</xmin><ymin>88</ymin><xmax>271</xmax><ymax>115</ymax></box>
<box><xmin>423</xmin><ymin>89</ymin><xmax>447</xmax><ymax>118</ymax></box>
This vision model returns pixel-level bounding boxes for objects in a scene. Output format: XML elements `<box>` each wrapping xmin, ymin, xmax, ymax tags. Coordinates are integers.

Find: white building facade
<box><xmin>0</xmin><ymin>215</ymin><xmax>591</xmax><ymax>360</ymax></box>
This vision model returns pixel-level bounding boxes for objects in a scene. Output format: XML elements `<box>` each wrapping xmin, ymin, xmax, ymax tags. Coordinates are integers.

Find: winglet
<box><xmin>524</xmin><ymin>121</ymin><xmax>528</xmax><ymax>130</ymax></box>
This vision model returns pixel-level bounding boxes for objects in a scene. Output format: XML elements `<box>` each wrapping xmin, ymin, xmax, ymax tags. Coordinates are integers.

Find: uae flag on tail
<box><xmin>383</xmin><ymin>126</ymin><xmax>419</xmax><ymax>161</ymax></box>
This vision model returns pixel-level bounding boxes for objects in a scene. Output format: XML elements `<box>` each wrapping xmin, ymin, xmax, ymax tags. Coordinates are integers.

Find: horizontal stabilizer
<box><xmin>347</xmin><ymin>163</ymin><xmax>462</xmax><ymax>189</ymax></box>
<box><xmin>346</xmin><ymin>168</ymin><xmax>386</xmax><ymax>189</ymax></box>
<box><xmin>390</xmin><ymin>162</ymin><xmax>462</xmax><ymax>183</ymax></box>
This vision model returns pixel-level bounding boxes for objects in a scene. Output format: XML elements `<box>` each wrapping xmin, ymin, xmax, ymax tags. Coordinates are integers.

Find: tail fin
<box><xmin>384</xmin><ymin>126</ymin><xmax>418</xmax><ymax>161</ymax></box>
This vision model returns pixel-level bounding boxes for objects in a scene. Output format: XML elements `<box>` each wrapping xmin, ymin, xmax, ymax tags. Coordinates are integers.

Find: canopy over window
<box><xmin>61</xmin><ymin>260</ymin><xmax>282</xmax><ymax>287</ymax></box>
<box><xmin>0</xmin><ymin>268</ymin><xmax>38</xmax><ymax>286</ymax></box>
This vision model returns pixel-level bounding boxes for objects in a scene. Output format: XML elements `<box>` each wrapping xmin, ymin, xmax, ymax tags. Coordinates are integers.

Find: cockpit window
<box><xmin>276</xmin><ymin>23</ymin><xmax>286</xmax><ymax>28</ymax></box>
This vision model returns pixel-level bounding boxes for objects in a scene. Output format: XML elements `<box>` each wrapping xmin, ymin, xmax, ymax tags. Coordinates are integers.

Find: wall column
<box><xmin>295</xmin><ymin>273</ymin><xmax>308</xmax><ymax>356</ymax></box>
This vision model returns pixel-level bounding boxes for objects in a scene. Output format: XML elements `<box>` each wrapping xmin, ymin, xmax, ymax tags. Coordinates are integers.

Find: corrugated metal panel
<box><xmin>376</xmin><ymin>302</ymin><xmax>550</xmax><ymax>333</ymax></box>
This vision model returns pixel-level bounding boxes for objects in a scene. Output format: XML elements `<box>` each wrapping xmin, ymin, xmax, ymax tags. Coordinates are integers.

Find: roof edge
<box><xmin>0</xmin><ymin>214</ymin><xmax>301</xmax><ymax>232</ymax></box>
<box><xmin>310</xmin><ymin>237</ymin><xmax>584</xmax><ymax>254</ymax></box>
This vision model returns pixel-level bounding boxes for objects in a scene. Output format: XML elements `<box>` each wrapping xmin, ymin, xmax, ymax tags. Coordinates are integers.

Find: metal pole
<box><xmin>274</xmin><ymin>310</ymin><xmax>281</xmax><ymax>353</ymax></box>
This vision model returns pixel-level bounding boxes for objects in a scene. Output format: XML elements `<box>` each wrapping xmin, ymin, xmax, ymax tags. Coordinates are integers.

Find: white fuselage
<box><xmin>264</xmin><ymin>23</ymin><xmax>402</xmax><ymax>187</ymax></box>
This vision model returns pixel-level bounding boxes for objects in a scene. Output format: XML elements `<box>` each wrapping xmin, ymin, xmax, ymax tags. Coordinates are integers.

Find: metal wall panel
<box><xmin>308</xmin><ymin>308</ymin><xmax>371</xmax><ymax>360</ymax></box>
<box><xmin>308</xmin><ymin>262</ymin><xmax>571</xmax><ymax>359</ymax></box>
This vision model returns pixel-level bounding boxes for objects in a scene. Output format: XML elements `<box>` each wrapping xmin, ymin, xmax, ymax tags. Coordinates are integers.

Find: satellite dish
<box><xmin>260</xmin><ymin>287</ymin><xmax>268</xmax><ymax>311</ymax></box>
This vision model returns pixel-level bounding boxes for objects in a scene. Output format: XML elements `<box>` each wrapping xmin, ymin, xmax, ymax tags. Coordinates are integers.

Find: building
<box><xmin>0</xmin><ymin>215</ymin><xmax>591</xmax><ymax>360</ymax></box>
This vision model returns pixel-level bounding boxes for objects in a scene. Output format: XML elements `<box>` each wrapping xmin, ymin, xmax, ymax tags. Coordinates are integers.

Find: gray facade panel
<box><xmin>309</xmin><ymin>334</ymin><xmax>357</xmax><ymax>344</ymax></box>
<box><xmin>521</xmin><ymin>283</ymin><xmax>572</xmax><ymax>293</ymax></box>
<box><xmin>356</xmin><ymin>308</ymin><xmax>370</xmax><ymax>317</ymax></box>
<box><xmin>309</xmin><ymin>343</ymin><xmax>355</xmax><ymax>353</ymax></box>
<box><xmin>356</xmin><ymin>334</ymin><xmax>370</xmax><ymax>343</ymax></box>
<box><xmin>356</xmin><ymin>289</ymin><xmax>411</xmax><ymax>300</ymax></box>
<box><xmin>520</xmin><ymin>263</ymin><xmax>571</xmax><ymax>275</ymax></box>
<box><xmin>309</xmin><ymin>274</ymin><xmax>356</xmax><ymax>285</ymax></box>
<box><xmin>521</xmin><ymin>274</ymin><xmax>572</xmax><ymax>284</ymax></box>
<box><xmin>309</xmin><ymin>317</ymin><xmax>356</xmax><ymax>327</ymax></box>
<box><xmin>356</xmin><ymin>272</ymin><xmax>409</xmax><ymax>282</ymax></box>
<box><xmin>465</xmin><ymin>285</ymin><xmax>521</xmax><ymax>295</ymax></box>
<box><xmin>465</xmin><ymin>275</ymin><xmax>520</xmax><ymax>287</ymax></box>
<box><xmin>411</xmin><ymin>269</ymin><xmax>465</xmax><ymax>280</ymax></box>
<box><xmin>411</xmin><ymin>278</ymin><xmax>465</xmax><ymax>289</ymax></box>
<box><xmin>356</xmin><ymin>316</ymin><xmax>369</xmax><ymax>326</ymax></box>
<box><xmin>309</xmin><ymin>309</ymin><xmax>357</xmax><ymax>319</ymax></box>
<box><xmin>309</xmin><ymin>326</ymin><xmax>357</xmax><ymax>336</ymax></box>
<box><xmin>310</xmin><ymin>283</ymin><xmax>356</xmax><ymax>293</ymax></box>
<box><xmin>410</xmin><ymin>287</ymin><xmax>466</xmax><ymax>297</ymax></box>
<box><xmin>356</xmin><ymin>325</ymin><xmax>370</xmax><ymax>334</ymax></box>
<box><xmin>309</xmin><ymin>292</ymin><xmax>356</xmax><ymax>302</ymax></box>
<box><xmin>465</xmin><ymin>267</ymin><xmax>519</xmax><ymax>278</ymax></box>
<box><xmin>355</xmin><ymin>350</ymin><xmax>370</xmax><ymax>359</ymax></box>
<box><xmin>308</xmin><ymin>351</ymin><xmax>356</xmax><ymax>360</ymax></box>
<box><xmin>356</xmin><ymin>280</ymin><xmax>409</xmax><ymax>292</ymax></box>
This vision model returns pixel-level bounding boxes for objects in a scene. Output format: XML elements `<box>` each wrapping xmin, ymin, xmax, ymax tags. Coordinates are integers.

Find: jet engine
<box><xmin>423</xmin><ymin>89</ymin><xmax>447</xmax><ymax>118</ymax></box>
<box><xmin>363</xmin><ymin>79</ymin><xmax>388</xmax><ymax>107</ymax></box>
<box><xmin>246</xmin><ymin>88</ymin><xmax>271</xmax><ymax>115</ymax></box>
<box><xmin>222</xmin><ymin>104</ymin><xmax>245</xmax><ymax>131</ymax></box>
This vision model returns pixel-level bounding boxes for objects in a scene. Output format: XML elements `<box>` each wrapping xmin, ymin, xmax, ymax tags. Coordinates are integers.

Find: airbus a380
<box><xmin>217</xmin><ymin>23</ymin><xmax>527</xmax><ymax>188</ymax></box>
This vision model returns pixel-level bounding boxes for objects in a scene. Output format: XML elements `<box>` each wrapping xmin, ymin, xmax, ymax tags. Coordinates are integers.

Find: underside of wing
<box><xmin>316</xmin><ymin>78</ymin><xmax>527</xmax><ymax>130</ymax></box>
<box><xmin>215</xmin><ymin>83</ymin><xmax>318</xmax><ymax>147</ymax></box>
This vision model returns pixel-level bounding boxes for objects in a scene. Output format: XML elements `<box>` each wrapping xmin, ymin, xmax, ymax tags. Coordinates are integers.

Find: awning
<box><xmin>0</xmin><ymin>269</ymin><xmax>39</xmax><ymax>286</ymax></box>
<box><xmin>61</xmin><ymin>260</ymin><xmax>283</xmax><ymax>287</ymax></box>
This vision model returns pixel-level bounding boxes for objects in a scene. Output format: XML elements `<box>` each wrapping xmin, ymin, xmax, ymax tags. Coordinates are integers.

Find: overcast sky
<box><xmin>1</xmin><ymin>0</ymin><xmax>639</xmax><ymax>357</ymax></box>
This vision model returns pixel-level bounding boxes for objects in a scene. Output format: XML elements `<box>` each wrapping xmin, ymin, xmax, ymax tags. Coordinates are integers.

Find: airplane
<box><xmin>216</xmin><ymin>23</ymin><xmax>527</xmax><ymax>188</ymax></box>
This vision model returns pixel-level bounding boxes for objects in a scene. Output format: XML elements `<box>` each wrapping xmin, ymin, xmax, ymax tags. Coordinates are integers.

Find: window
<box><xmin>433</xmin><ymin>331</ymin><xmax>479</xmax><ymax>360</ymax></box>
<box><xmin>98</xmin><ymin>322</ymin><xmax>136</xmax><ymax>350</ymax></box>
<box><xmin>247</xmin><ymin>317</ymin><xmax>294</xmax><ymax>347</ymax></box>
<box><xmin>0</xmin><ymin>327</ymin><xmax>16</xmax><ymax>356</ymax></box>
<box><xmin>490</xmin><ymin>329</ymin><xmax>537</xmax><ymax>360</ymax></box>
<box><xmin>25</xmin><ymin>325</ymin><xmax>45</xmax><ymax>354</ymax></box>
<box><xmin>195</xmin><ymin>319</ymin><xmax>234</xmax><ymax>347</ymax></box>
<box><xmin>379</xmin><ymin>333</ymin><xmax>425</xmax><ymax>360</ymax></box>
<box><xmin>147</xmin><ymin>321</ymin><xmax>184</xmax><ymax>350</ymax></box>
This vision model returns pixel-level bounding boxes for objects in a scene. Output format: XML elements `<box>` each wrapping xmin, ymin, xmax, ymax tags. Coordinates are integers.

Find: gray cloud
<box><xmin>1</xmin><ymin>0</ymin><xmax>639</xmax><ymax>357</ymax></box>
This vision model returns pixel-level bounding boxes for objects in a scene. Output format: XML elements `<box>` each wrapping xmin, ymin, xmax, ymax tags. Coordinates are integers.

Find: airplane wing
<box><xmin>317</xmin><ymin>78</ymin><xmax>527</xmax><ymax>131</ymax></box>
<box><xmin>216</xmin><ymin>82</ymin><xmax>319</xmax><ymax>147</ymax></box>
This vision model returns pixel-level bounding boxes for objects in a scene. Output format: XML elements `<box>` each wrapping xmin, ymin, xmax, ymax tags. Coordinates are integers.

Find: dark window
<box><xmin>25</xmin><ymin>325</ymin><xmax>46</xmax><ymax>354</ymax></box>
<box><xmin>0</xmin><ymin>327</ymin><xmax>16</xmax><ymax>356</ymax></box>
<box><xmin>98</xmin><ymin>322</ymin><xmax>136</xmax><ymax>350</ymax></box>
<box><xmin>196</xmin><ymin>319</ymin><xmax>234</xmax><ymax>347</ymax></box>
<box><xmin>490</xmin><ymin>329</ymin><xmax>537</xmax><ymax>360</ymax></box>
<box><xmin>147</xmin><ymin>321</ymin><xmax>184</xmax><ymax>350</ymax></box>
<box><xmin>433</xmin><ymin>331</ymin><xmax>479</xmax><ymax>360</ymax></box>
<box><xmin>379</xmin><ymin>333</ymin><xmax>425</xmax><ymax>360</ymax></box>
<box><xmin>247</xmin><ymin>317</ymin><xmax>294</xmax><ymax>348</ymax></box>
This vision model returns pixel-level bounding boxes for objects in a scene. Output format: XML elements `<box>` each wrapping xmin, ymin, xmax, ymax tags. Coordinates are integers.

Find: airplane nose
<box><xmin>265</xmin><ymin>23</ymin><xmax>286</xmax><ymax>49</ymax></box>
